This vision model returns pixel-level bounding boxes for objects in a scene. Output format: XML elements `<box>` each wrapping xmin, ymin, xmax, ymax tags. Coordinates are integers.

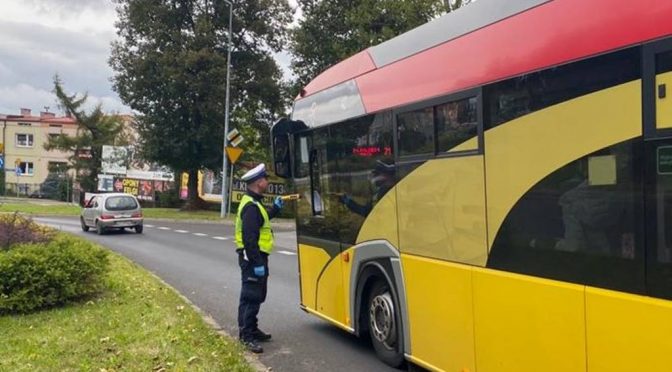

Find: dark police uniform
<box><xmin>235</xmin><ymin>189</ymin><xmax>280</xmax><ymax>347</ymax></box>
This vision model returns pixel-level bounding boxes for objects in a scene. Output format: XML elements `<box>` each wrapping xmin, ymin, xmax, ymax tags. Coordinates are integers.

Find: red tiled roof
<box><xmin>3</xmin><ymin>115</ymin><xmax>77</xmax><ymax>125</ymax></box>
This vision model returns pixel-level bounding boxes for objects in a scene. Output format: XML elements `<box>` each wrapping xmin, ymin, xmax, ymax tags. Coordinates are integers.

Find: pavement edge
<box><xmin>144</xmin><ymin>270</ymin><xmax>270</xmax><ymax>372</ymax></box>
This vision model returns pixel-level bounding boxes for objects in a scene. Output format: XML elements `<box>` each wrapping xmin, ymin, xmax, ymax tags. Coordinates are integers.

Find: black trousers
<box><xmin>237</xmin><ymin>251</ymin><xmax>268</xmax><ymax>341</ymax></box>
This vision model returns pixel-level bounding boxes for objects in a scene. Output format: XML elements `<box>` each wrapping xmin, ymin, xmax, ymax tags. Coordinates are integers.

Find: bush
<box><xmin>0</xmin><ymin>234</ymin><xmax>109</xmax><ymax>314</ymax></box>
<box><xmin>0</xmin><ymin>213</ymin><xmax>54</xmax><ymax>251</ymax></box>
<box><xmin>155</xmin><ymin>189</ymin><xmax>182</xmax><ymax>208</ymax></box>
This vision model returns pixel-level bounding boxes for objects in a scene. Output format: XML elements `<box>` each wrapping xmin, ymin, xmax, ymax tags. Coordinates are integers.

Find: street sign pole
<box><xmin>224</xmin><ymin>146</ymin><xmax>244</xmax><ymax>215</ymax></box>
<box><xmin>227</xmin><ymin>164</ymin><xmax>235</xmax><ymax>217</ymax></box>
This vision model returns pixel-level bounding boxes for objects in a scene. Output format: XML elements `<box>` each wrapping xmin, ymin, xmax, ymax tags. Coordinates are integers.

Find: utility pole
<box><xmin>220</xmin><ymin>0</ymin><xmax>234</xmax><ymax>218</ymax></box>
<box><xmin>1</xmin><ymin>119</ymin><xmax>5</xmax><ymax>196</ymax></box>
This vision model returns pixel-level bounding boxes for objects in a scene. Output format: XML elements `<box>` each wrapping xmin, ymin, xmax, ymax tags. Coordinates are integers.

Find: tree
<box><xmin>110</xmin><ymin>0</ymin><xmax>292</xmax><ymax>209</ymax></box>
<box><xmin>44</xmin><ymin>76</ymin><xmax>128</xmax><ymax>193</ymax></box>
<box><xmin>289</xmin><ymin>0</ymin><xmax>473</xmax><ymax>90</ymax></box>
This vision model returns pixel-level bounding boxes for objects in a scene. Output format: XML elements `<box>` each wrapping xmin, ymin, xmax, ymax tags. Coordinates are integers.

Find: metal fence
<box><xmin>5</xmin><ymin>182</ymin><xmax>75</xmax><ymax>202</ymax></box>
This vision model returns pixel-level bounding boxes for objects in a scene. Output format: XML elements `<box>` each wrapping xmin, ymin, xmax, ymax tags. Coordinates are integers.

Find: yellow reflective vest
<box><xmin>235</xmin><ymin>194</ymin><xmax>274</xmax><ymax>254</ymax></box>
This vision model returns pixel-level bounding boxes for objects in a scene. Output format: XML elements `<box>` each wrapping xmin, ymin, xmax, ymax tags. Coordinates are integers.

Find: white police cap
<box><xmin>241</xmin><ymin>163</ymin><xmax>268</xmax><ymax>183</ymax></box>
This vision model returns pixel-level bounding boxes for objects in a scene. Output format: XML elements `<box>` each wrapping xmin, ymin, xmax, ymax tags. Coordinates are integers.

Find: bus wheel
<box><xmin>368</xmin><ymin>280</ymin><xmax>404</xmax><ymax>368</ymax></box>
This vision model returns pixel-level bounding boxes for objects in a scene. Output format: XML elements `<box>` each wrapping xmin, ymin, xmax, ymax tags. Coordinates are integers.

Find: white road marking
<box><xmin>277</xmin><ymin>250</ymin><xmax>297</xmax><ymax>256</ymax></box>
<box><xmin>158</xmin><ymin>227</ymin><xmax>171</xmax><ymax>230</ymax></box>
<box><xmin>145</xmin><ymin>224</ymin><xmax>155</xmax><ymax>228</ymax></box>
<box><xmin>193</xmin><ymin>233</ymin><xmax>208</xmax><ymax>237</ymax></box>
<box><xmin>175</xmin><ymin>230</ymin><xmax>189</xmax><ymax>233</ymax></box>
<box><xmin>212</xmin><ymin>236</ymin><xmax>229</xmax><ymax>240</ymax></box>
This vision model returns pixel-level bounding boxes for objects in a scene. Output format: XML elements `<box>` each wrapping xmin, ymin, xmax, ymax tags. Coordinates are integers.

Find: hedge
<box><xmin>0</xmin><ymin>234</ymin><xmax>110</xmax><ymax>314</ymax></box>
<box><xmin>0</xmin><ymin>213</ymin><xmax>53</xmax><ymax>251</ymax></box>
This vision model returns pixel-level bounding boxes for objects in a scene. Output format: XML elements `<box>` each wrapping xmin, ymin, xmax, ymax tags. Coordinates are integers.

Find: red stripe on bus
<box><xmin>302</xmin><ymin>50</ymin><xmax>377</xmax><ymax>97</ymax></box>
<box><xmin>354</xmin><ymin>0</ymin><xmax>672</xmax><ymax>113</ymax></box>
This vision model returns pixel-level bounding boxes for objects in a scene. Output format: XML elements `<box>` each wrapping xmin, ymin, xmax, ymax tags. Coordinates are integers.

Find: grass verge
<box><xmin>0</xmin><ymin>203</ymin><xmax>231</xmax><ymax>221</ymax></box>
<box><xmin>0</xmin><ymin>203</ymin><xmax>81</xmax><ymax>216</ymax></box>
<box><xmin>0</xmin><ymin>247</ymin><xmax>252</xmax><ymax>371</ymax></box>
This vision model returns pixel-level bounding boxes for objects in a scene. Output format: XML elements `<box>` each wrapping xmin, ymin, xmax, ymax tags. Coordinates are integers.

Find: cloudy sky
<box><xmin>0</xmin><ymin>0</ymin><xmax>296</xmax><ymax>117</ymax></box>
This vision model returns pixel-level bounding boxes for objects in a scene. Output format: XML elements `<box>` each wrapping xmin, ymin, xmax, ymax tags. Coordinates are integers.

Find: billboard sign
<box><xmin>101</xmin><ymin>145</ymin><xmax>129</xmax><ymax>174</ymax></box>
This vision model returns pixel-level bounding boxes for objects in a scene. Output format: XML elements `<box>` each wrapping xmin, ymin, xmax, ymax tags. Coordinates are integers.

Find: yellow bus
<box><xmin>271</xmin><ymin>0</ymin><xmax>672</xmax><ymax>370</ymax></box>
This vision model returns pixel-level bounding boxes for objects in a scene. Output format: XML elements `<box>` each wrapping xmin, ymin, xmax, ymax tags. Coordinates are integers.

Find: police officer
<box><xmin>235</xmin><ymin>163</ymin><xmax>284</xmax><ymax>353</ymax></box>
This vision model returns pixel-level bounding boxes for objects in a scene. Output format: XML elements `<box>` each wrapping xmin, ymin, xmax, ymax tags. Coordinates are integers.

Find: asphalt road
<box><xmin>35</xmin><ymin>216</ymin><xmax>402</xmax><ymax>372</ymax></box>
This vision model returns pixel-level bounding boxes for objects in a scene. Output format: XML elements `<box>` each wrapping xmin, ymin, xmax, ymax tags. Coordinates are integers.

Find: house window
<box><xmin>18</xmin><ymin>162</ymin><xmax>34</xmax><ymax>176</ymax></box>
<box><xmin>48</xmin><ymin>161</ymin><xmax>68</xmax><ymax>173</ymax></box>
<box><xmin>16</xmin><ymin>134</ymin><xmax>34</xmax><ymax>147</ymax></box>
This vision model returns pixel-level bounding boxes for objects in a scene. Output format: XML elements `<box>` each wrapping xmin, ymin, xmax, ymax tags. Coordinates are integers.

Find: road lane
<box><xmin>35</xmin><ymin>217</ymin><xmax>401</xmax><ymax>372</ymax></box>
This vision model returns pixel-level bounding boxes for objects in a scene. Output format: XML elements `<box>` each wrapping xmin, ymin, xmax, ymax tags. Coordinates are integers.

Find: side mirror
<box><xmin>273</xmin><ymin>134</ymin><xmax>291</xmax><ymax>178</ymax></box>
<box><xmin>271</xmin><ymin>118</ymin><xmax>307</xmax><ymax>179</ymax></box>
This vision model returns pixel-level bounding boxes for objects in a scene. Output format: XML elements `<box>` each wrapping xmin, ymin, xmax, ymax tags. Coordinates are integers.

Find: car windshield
<box><xmin>105</xmin><ymin>196</ymin><xmax>138</xmax><ymax>211</ymax></box>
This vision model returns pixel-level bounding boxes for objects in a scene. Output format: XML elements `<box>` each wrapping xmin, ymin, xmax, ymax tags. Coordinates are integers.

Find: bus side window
<box><xmin>397</xmin><ymin>107</ymin><xmax>434</xmax><ymax>156</ymax></box>
<box><xmin>294</xmin><ymin>135</ymin><xmax>310</xmax><ymax>178</ymax></box>
<box><xmin>436</xmin><ymin>96</ymin><xmax>479</xmax><ymax>153</ymax></box>
<box><xmin>309</xmin><ymin>149</ymin><xmax>323</xmax><ymax>216</ymax></box>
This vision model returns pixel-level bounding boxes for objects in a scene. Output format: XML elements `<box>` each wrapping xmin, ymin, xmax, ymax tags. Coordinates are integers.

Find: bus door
<box><xmin>294</xmin><ymin>127</ymin><xmax>348</xmax><ymax>325</ymax></box>
<box><xmin>643</xmin><ymin>39</ymin><xmax>672</xmax><ymax>299</ymax></box>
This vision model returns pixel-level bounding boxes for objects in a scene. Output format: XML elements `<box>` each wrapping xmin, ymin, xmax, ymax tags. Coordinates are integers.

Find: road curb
<box><xmin>143</xmin><ymin>269</ymin><xmax>271</xmax><ymax>372</ymax></box>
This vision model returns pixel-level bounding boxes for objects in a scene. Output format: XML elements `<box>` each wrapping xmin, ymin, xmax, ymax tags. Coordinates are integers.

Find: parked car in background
<box><xmin>80</xmin><ymin>193</ymin><xmax>143</xmax><ymax>235</ymax></box>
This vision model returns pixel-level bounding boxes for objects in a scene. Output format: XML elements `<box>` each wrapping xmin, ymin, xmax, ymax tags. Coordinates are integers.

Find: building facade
<box><xmin>2</xmin><ymin>108</ymin><xmax>77</xmax><ymax>193</ymax></box>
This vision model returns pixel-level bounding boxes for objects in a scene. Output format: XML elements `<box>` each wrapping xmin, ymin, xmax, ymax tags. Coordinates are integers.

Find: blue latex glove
<box><xmin>273</xmin><ymin>196</ymin><xmax>284</xmax><ymax>209</ymax></box>
<box><xmin>254</xmin><ymin>266</ymin><xmax>266</xmax><ymax>277</ymax></box>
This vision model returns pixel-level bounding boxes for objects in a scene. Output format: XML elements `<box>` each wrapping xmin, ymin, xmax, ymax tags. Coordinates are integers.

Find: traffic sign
<box><xmin>226</xmin><ymin>146</ymin><xmax>244</xmax><ymax>164</ymax></box>
<box><xmin>227</xmin><ymin>128</ymin><xmax>244</xmax><ymax>147</ymax></box>
<box><xmin>0</xmin><ymin>155</ymin><xmax>4</xmax><ymax>169</ymax></box>
<box><xmin>230</xmin><ymin>134</ymin><xmax>244</xmax><ymax>147</ymax></box>
<box><xmin>226</xmin><ymin>128</ymin><xmax>240</xmax><ymax>141</ymax></box>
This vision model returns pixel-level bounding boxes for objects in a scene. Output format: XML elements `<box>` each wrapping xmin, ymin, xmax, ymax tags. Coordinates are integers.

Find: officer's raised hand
<box><xmin>254</xmin><ymin>265</ymin><xmax>266</xmax><ymax>277</ymax></box>
<box><xmin>273</xmin><ymin>196</ymin><xmax>284</xmax><ymax>210</ymax></box>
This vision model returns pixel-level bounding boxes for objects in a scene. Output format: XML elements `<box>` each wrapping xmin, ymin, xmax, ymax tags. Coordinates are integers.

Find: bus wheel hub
<box><xmin>370</xmin><ymin>292</ymin><xmax>396</xmax><ymax>348</ymax></box>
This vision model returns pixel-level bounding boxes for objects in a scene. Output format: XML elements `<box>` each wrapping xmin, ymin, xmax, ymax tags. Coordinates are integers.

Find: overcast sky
<box><xmin>0</xmin><ymin>0</ymin><xmax>296</xmax><ymax>116</ymax></box>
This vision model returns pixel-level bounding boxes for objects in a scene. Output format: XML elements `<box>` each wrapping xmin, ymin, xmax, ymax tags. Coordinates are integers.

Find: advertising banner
<box><xmin>179</xmin><ymin>164</ymin><xmax>286</xmax><ymax>206</ymax></box>
<box><xmin>98</xmin><ymin>175</ymin><xmax>114</xmax><ymax>192</ymax></box>
<box><xmin>108</xmin><ymin>177</ymin><xmax>173</xmax><ymax>201</ymax></box>
<box><xmin>101</xmin><ymin>145</ymin><xmax>128</xmax><ymax>174</ymax></box>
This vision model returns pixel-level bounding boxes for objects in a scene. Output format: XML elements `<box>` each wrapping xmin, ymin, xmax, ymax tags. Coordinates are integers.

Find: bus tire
<box><xmin>367</xmin><ymin>280</ymin><xmax>405</xmax><ymax>368</ymax></box>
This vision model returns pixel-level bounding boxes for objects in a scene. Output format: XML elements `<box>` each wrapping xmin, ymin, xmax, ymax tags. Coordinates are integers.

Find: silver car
<box><xmin>80</xmin><ymin>193</ymin><xmax>144</xmax><ymax>235</ymax></box>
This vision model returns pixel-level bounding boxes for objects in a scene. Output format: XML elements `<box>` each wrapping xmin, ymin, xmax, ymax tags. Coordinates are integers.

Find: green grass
<box><xmin>0</xmin><ymin>251</ymin><xmax>252</xmax><ymax>371</ymax></box>
<box><xmin>0</xmin><ymin>203</ymin><xmax>81</xmax><ymax>216</ymax></box>
<box><xmin>0</xmin><ymin>203</ymin><xmax>233</xmax><ymax>221</ymax></box>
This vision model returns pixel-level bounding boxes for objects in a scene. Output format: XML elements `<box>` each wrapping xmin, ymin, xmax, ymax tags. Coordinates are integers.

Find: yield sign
<box><xmin>226</xmin><ymin>146</ymin><xmax>244</xmax><ymax>164</ymax></box>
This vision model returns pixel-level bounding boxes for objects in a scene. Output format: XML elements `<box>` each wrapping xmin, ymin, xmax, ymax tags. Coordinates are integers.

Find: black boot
<box><xmin>252</xmin><ymin>328</ymin><xmax>272</xmax><ymax>342</ymax></box>
<box><xmin>242</xmin><ymin>339</ymin><xmax>263</xmax><ymax>353</ymax></box>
